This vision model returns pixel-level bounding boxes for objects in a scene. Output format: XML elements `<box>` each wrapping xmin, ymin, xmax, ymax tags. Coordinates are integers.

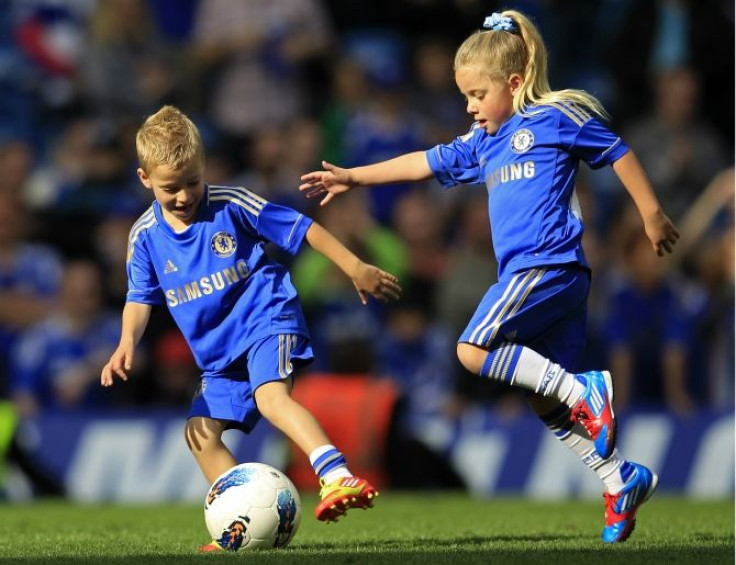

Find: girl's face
<box><xmin>455</xmin><ymin>66</ymin><xmax>521</xmax><ymax>134</ymax></box>
<box><xmin>137</xmin><ymin>158</ymin><xmax>205</xmax><ymax>229</ymax></box>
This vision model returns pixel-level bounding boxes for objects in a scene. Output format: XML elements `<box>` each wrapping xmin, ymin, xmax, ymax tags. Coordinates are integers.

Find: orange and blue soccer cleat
<box><xmin>571</xmin><ymin>370</ymin><xmax>617</xmax><ymax>459</ymax></box>
<box><xmin>198</xmin><ymin>540</ymin><xmax>225</xmax><ymax>552</ymax></box>
<box><xmin>602</xmin><ymin>462</ymin><xmax>658</xmax><ymax>543</ymax></box>
<box><xmin>314</xmin><ymin>476</ymin><xmax>378</xmax><ymax>522</ymax></box>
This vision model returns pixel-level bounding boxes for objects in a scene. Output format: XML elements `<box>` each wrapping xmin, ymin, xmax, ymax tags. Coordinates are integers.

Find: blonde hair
<box><xmin>454</xmin><ymin>10</ymin><xmax>609</xmax><ymax>119</ymax></box>
<box><xmin>136</xmin><ymin>105</ymin><xmax>204</xmax><ymax>173</ymax></box>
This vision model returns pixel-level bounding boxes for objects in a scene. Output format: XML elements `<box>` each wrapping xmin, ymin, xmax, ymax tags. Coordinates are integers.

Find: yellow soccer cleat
<box><xmin>314</xmin><ymin>476</ymin><xmax>379</xmax><ymax>522</ymax></box>
<box><xmin>198</xmin><ymin>540</ymin><xmax>225</xmax><ymax>552</ymax></box>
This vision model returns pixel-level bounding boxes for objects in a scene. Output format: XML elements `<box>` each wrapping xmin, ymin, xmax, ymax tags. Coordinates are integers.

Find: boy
<box><xmin>100</xmin><ymin>105</ymin><xmax>401</xmax><ymax>551</ymax></box>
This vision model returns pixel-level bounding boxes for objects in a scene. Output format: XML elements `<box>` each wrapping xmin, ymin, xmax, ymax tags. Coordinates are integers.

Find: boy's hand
<box><xmin>100</xmin><ymin>344</ymin><xmax>134</xmax><ymax>387</ymax></box>
<box><xmin>643</xmin><ymin>210</ymin><xmax>680</xmax><ymax>256</ymax></box>
<box><xmin>352</xmin><ymin>262</ymin><xmax>402</xmax><ymax>305</ymax></box>
<box><xmin>299</xmin><ymin>161</ymin><xmax>354</xmax><ymax>206</ymax></box>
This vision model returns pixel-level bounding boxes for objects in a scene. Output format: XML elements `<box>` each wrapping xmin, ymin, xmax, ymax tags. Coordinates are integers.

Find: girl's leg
<box><xmin>457</xmin><ymin>340</ymin><xmax>616</xmax><ymax>458</ymax></box>
<box><xmin>527</xmin><ymin>394</ymin><xmax>627</xmax><ymax>491</ymax></box>
<box><xmin>456</xmin><ymin>341</ymin><xmax>584</xmax><ymax>406</ymax></box>
<box><xmin>184</xmin><ymin>417</ymin><xmax>237</xmax><ymax>484</ymax></box>
<box><xmin>528</xmin><ymin>394</ymin><xmax>658</xmax><ymax>544</ymax></box>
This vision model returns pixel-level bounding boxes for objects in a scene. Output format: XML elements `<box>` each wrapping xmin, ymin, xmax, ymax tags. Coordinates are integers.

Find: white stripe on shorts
<box><xmin>472</xmin><ymin>269</ymin><xmax>540</xmax><ymax>346</ymax></box>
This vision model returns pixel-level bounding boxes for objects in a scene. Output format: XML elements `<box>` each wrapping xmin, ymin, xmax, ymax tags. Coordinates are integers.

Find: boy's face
<box><xmin>137</xmin><ymin>158</ymin><xmax>205</xmax><ymax>227</ymax></box>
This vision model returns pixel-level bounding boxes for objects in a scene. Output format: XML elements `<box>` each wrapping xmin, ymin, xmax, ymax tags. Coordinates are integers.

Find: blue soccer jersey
<box><xmin>126</xmin><ymin>185</ymin><xmax>313</xmax><ymax>372</ymax></box>
<box><xmin>426</xmin><ymin>102</ymin><xmax>629</xmax><ymax>279</ymax></box>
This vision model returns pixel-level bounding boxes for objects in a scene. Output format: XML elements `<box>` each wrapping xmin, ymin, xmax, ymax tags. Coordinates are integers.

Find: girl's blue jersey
<box><xmin>426</xmin><ymin>103</ymin><xmax>628</xmax><ymax>279</ymax></box>
<box><xmin>126</xmin><ymin>185</ymin><xmax>313</xmax><ymax>372</ymax></box>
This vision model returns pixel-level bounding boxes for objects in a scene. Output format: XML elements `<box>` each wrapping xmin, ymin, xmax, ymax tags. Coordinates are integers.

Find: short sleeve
<box><xmin>126</xmin><ymin>233</ymin><xmax>163</xmax><ymax>305</ymax></box>
<box><xmin>426</xmin><ymin>125</ymin><xmax>484</xmax><ymax>188</ymax></box>
<box><xmin>256</xmin><ymin>202</ymin><xmax>313</xmax><ymax>255</ymax></box>
<box><xmin>558</xmin><ymin>110</ymin><xmax>629</xmax><ymax>169</ymax></box>
<box><xmin>228</xmin><ymin>187</ymin><xmax>313</xmax><ymax>255</ymax></box>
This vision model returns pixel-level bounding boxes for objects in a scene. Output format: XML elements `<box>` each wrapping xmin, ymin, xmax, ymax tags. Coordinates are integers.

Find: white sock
<box><xmin>308</xmin><ymin>444</ymin><xmax>352</xmax><ymax>484</ymax></box>
<box><xmin>538</xmin><ymin>403</ymin><xmax>626</xmax><ymax>493</ymax></box>
<box><xmin>511</xmin><ymin>347</ymin><xmax>585</xmax><ymax>407</ymax></box>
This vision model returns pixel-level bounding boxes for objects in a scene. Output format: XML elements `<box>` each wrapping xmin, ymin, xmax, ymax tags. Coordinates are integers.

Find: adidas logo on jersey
<box><xmin>164</xmin><ymin>259</ymin><xmax>178</xmax><ymax>274</ymax></box>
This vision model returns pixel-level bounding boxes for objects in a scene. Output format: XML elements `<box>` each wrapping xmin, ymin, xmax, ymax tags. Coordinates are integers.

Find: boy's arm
<box><xmin>304</xmin><ymin>222</ymin><xmax>401</xmax><ymax>304</ymax></box>
<box><xmin>612</xmin><ymin>151</ymin><xmax>680</xmax><ymax>256</ymax></box>
<box><xmin>100</xmin><ymin>302</ymin><xmax>152</xmax><ymax>386</ymax></box>
<box><xmin>300</xmin><ymin>152</ymin><xmax>433</xmax><ymax>206</ymax></box>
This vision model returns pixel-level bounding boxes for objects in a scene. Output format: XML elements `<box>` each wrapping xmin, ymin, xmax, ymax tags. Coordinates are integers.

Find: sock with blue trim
<box><xmin>539</xmin><ymin>402</ymin><xmax>627</xmax><ymax>494</ymax></box>
<box><xmin>309</xmin><ymin>444</ymin><xmax>352</xmax><ymax>484</ymax></box>
<box><xmin>480</xmin><ymin>344</ymin><xmax>584</xmax><ymax>407</ymax></box>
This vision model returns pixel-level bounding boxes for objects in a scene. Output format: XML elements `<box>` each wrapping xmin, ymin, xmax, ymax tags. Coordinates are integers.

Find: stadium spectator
<box><xmin>604</xmin><ymin>209</ymin><xmax>692</xmax><ymax>414</ymax></box>
<box><xmin>0</xmin><ymin>192</ymin><xmax>62</xmax><ymax>395</ymax></box>
<box><xmin>410</xmin><ymin>37</ymin><xmax>472</xmax><ymax>146</ymax></box>
<box><xmin>622</xmin><ymin>66</ymin><xmax>728</xmax><ymax>221</ymax></box>
<box><xmin>391</xmin><ymin>188</ymin><xmax>451</xmax><ymax>308</ymax></box>
<box><xmin>191</xmin><ymin>0</ymin><xmax>333</xmax><ymax>151</ymax></box>
<box><xmin>9</xmin><ymin>260</ymin><xmax>119</xmax><ymax>417</ymax></box>
<box><xmin>605</xmin><ymin>0</ymin><xmax>734</xmax><ymax>144</ymax></box>
<box><xmin>375</xmin><ymin>290</ymin><xmax>464</xmax><ymax>489</ymax></box>
<box><xmin>80</xmin><ymin>0</ymin><xmax>178</xmax><ymax>120</ymax></box>
<box><xmin>319</xmin><ymin>56</ymin><xmax>371</xmax><ymax>166</ymax></box>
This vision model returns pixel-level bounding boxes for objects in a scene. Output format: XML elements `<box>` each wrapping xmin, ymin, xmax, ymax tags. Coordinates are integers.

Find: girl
<box><xmin>300</xmin><ymin>10</ymin><xmax>679</xmax><ymax>544</ymax></box>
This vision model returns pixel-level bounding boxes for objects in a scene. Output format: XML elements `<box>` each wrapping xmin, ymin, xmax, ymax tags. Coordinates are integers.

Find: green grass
<box><xmin>0</xmin><ymin>494</ymin><xmax>732</xmax><ymax>564</ymax></box>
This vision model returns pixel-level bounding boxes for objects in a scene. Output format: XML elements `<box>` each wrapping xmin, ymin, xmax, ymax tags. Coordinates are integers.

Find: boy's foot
<box><xmin>314</xmin><ymin>476</ymin><xmax>378</xmax><ymax>522</ymax></box>
<box><xmin>198</xmin><ymin>540</ymin><xmax>225</xmax><ymax>552</ymax></box>
<box><xmin>570</xmin><ymin>370</ymin><xmax>617</xmax><ymax>459</ymax></box>
<box><xmin>602</xmin><ymin>462</ymin><xmax>658</xmax><ymax>543</ymax></box>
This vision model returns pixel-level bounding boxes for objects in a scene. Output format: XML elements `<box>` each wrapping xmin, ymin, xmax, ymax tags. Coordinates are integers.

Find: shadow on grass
<box><xmin>2</xmin><ymin>535</ymin><xmax>734</xmax><ymax>565</ymax></box>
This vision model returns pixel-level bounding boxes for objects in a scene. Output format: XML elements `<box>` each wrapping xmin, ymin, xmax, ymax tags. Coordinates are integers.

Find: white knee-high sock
<box><xmin>538</xmin><ymin>402</ymin><xmax>627</xmax><ymax>493</ymax></box>
<box><xmin>480</xmin><ymin>343</ymin><xmax>585</xmax><ymax>407</ymax></box>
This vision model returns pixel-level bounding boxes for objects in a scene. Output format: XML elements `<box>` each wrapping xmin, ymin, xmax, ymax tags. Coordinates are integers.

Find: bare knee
<box><xmin>456</xmin><ymin>342</ymin><xmax>487</xmax><ymax>374</ymax></box>
<box><xmin>254</xmin><ymin>380</ymin><xmax>292</xmax><ymax>422</ymax></box>
<box><xmin>184</xmin><ymin>417</ymin><xmax>225</xmax><ymax>455</ymax></box>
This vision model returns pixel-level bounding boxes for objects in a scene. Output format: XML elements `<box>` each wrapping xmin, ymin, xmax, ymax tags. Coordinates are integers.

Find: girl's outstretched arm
<box><xmin>299</xmin><ymin>152</ymin><xmax>433</xmax><ymax>206</ymax></box>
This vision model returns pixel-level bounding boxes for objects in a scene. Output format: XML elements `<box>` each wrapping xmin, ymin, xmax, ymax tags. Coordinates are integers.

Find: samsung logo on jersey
<box><xmin>165</xmin><ymin>259</ymin><xmax>250</xmax><ymax>307</ymax></box>
<box><xmin>487</xmin><ymin>161</ymin><xmax>535</xmax><ymax>189</ymax></box>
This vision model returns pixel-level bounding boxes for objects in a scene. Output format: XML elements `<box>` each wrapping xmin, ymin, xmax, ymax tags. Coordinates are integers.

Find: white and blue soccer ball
<box><xmin>204</xmin><ymin>462</ymin><xmax>302</xmax><ymax>551</ymax></box>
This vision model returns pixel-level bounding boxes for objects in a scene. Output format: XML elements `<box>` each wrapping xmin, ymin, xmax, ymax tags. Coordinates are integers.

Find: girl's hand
<box><xmin>100</xmin><ymin>344</ymin><xmax>134</xmax><ymax>387</ymax></box>
<box><xmin>351</xmin><ymin>262</ymin><xmax>402</xmax><ymax>305</ymax></box>
<box><xmin>299</xmin><ymin>161</ymin><xmax>354</xmax><ymax>206</ymax></box>
<box><xmin>644</xmin><ymin>210</ymin><xmax>680</xmax><ymax>256</ymax></box>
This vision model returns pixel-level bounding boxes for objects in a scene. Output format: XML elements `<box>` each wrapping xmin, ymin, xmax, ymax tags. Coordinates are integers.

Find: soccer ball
<box><xmin>204</xmin><ymin>462</ymin><xmax>301</xmax><ymax>551</ymax></box>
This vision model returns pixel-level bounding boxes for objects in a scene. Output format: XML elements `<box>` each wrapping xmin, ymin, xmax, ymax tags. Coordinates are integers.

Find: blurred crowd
<box><xmin>0</xmin><ymin>0</ymin><xmax>733</xmax><ymax>433</ymax></box>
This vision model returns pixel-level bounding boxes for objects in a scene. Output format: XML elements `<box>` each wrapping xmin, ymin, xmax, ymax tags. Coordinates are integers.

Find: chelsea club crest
<box><xmin>510</xmin><ymin>128</ymin><xmax>534</xmax><ymax>154</ymax></box>
<box><xmin>211</xmin><ymin>231</ymin><xmax>237</xmax><ymax>258</ymax></box>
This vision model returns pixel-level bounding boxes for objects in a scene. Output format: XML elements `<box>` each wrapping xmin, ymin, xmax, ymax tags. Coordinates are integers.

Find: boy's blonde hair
<box><xmin>136</xmin><ymin>105</ymin><xmax>204</xmax><ymax>173</ymax></box>
<box><xmin>454</xmin><ymin>10</ymin><xmax>608</xmax><ymax>119</ymax></box>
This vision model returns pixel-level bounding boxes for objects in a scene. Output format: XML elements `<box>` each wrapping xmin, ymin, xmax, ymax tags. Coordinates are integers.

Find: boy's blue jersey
<box><xmin>426</xmin><ymin>103</ymin><xmax>629</xmax><ymax>279</ymax></box>
<box><xmin>126</xmin><ymin>184</ymin><xmax>313</xmax><ymax>372</ymax></box>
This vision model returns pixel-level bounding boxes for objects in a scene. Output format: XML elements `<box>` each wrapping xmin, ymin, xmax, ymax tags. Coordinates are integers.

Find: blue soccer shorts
<box><xmin>188</xmin><ymin>334</ymin><xmax>314</xmax><ymax>432</ymax></box>
<box><xmin>459</xmin><ymin>265</ymin><xmax>590</xmax><ymax>372</ymax></box>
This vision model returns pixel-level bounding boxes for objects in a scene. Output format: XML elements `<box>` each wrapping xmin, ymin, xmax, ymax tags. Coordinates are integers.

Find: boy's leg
<box><xmin>184</xmin><ymin>417</ymin><xmax>236</xmax><ymax>485</ymax></box>
<box><xmin>250</xmin><ymin>335</ymin><xmax>378</xmax><ymax>522</ymax></box>
<box><xmin>184</xmin><ymin>415</ymin><xmax>239</xmax><ymax>553</ymax></box>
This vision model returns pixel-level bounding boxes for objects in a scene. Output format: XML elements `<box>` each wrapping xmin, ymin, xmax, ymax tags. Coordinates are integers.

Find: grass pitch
<box><xmin>0</xmin><ymin>494</ymin><xmax>732</xmax><ymax>564</ymax></box>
